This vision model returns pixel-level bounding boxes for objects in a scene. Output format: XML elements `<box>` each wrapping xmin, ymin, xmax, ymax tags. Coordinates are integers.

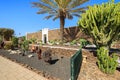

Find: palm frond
<box><xmin>48</xmin><ymin>11</ymin><xmax>58</xmax><ymax>14</ymax></box>
<box><xmin>54</xmin><ymin>0</ymin><xmax>72</xmax><ymax>8</ymax></box>
<box><xmin>44</xmin><ymin>15</ymin><xmax>54</xmax><ymax>19</ymax></box>
<box><xmin>37</xmin><ymin>9</ymin><xmax>57</xmax><ymax>14</ymax></box>
<box><xmin>71</xmin><ymin>7</ymin><xmax>86</xmax><ymax>13</ymax></box>
<box><xmin>72</xmin><ymin>14</ymin><xmax>81</xmax><ymax>17</ymax></box>
<box><xmin>54</xmin><ymin>0</ymin><xmax>61</xmax><ymax>8</ymax></box>
<box><xmin>32</xmin><ymin>2</ymin><xmax>54</xmax><ymax>11</ymax></box>
<box><xmin>37</xmin><ymin>10</ymin><xmax>48</xmax><ymax>14</ymax></box>
<box><xmin>62</xmin><ymin>0</ymin><xmax>72</xmax><ymax>8</ymax></box>
<box><xmin>41</xmin><ymin>0</ymin><xmax>57</xmax><ymax>8</ymax></box>
<box><xmin>66</xmin><ymin>12</ymin><xmax>73</xmax><ymax>19</ymax></box>
<box><xmin>53</xmin><ymin>15</ymin><xmax>59</xmax><ymax>21</ymax></box>
<box><xmin>69</xmin><ymin>0</ymin><xmax>89</xmax><ymax>9</ymax></box>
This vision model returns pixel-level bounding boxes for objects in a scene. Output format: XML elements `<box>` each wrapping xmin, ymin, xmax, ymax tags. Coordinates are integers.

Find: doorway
<box><xmin>44</xmin><ymin>34</ymin><xmax>47</xmax><ymax>44</ymax></box>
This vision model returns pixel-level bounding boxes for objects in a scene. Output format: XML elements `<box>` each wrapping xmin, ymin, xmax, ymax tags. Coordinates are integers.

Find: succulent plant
<box><xmin>78</xmin><ymin>1</ymin><xmax>120</xmax><ymax>48</ymax></box>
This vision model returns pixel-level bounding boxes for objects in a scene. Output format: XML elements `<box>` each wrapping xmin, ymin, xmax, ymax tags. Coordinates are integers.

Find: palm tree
<box><xmin>32</xmin><ymin>0</ymin><xmax>89</xmax><ymax>42</ymax></box>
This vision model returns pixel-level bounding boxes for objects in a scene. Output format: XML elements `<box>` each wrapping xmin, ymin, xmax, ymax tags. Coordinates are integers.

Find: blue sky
<box><xmin>0</xmin><ymin>0</ymin><xmax>119</xmax><ymax>37</ymax></box>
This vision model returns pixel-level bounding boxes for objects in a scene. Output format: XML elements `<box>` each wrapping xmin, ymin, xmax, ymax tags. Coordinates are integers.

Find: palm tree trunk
<box><xmin>60</xmin><ymin>16</ymin><xmax>65</xmax><ymax>43</ymax></box>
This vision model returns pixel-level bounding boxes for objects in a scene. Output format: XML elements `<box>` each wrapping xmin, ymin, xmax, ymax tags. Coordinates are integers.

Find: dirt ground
<box><xmin>78</xmin><ymin>49</ymin><xmax>120</xmax><ymax>80</ymax></box>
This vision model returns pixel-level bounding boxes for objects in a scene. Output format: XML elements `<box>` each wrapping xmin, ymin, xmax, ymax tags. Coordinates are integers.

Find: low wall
<box><xmin>40</xmin><ymin>46</ymin><xmax>78</xmax><ymax>57</ymax></box>
<box><xmin>26</xmin><ymin>26</ymin><xmax>92</xmax><ymax>42</ymax></box>
<box><xmin>27</xmin><ymin>32</ymin><xmax>42</xmax><ymax>40</ymax></box>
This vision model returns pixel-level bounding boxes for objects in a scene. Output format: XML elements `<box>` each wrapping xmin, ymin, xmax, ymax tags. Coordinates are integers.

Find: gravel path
<box><xmin>0</xmin><ymin>49</ymin><xmax>70</xmax><ymax>80</ymax></box>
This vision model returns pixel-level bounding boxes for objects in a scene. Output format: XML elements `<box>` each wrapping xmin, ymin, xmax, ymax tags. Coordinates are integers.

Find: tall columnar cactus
<box><xmin>97</xmin><ymin>47</ymin><xmax>118</xmax><ymax>74</ymax></box>
<box><xmin>78</xmin><ymin>1</ymin><xmax>120</xmax><ymax>74</ymax></box>
<box><xmin>78</xmin><ymin>1</ymin><xmax>120</xmax><ymax>48</ymax></box>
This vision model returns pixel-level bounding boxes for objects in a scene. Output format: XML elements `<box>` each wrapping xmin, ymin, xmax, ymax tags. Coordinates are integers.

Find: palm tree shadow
<box><xmin>50</xmin><ymin>59</ymin><xmax>59</xmax><ymax>64</ymax></box>
<box><xmin>64</xmin><ymin>27</ymin><xmax>81</xmax><ymax>41</ymax></box>
<box><xmin>63</xmin><ymin>26</ymin><xmax>91</xmax><ymax>42</ymax></box>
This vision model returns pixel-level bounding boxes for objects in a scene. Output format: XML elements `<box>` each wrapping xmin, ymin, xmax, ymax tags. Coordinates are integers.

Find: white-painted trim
<box><xmin>42</xmin><ymin>28</ymin><xmax>48</xmax><ymax>43</ymax></box>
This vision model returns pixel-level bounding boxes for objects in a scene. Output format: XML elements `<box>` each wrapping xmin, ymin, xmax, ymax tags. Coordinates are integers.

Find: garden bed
<box><xmin>1</xmin><ymin>45</ymin><xmax>120</xmax><ymax>80</ymax></box>
<box><xmin>0</xmin><ymin>46</ymin><xmax>78</xmax><ymax>80</ymax></box>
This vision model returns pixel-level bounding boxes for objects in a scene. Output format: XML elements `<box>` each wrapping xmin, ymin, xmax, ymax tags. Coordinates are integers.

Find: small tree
<box><xmin>0</xmin><ymin>28</ymin><xmax>14</xmax><ymax>41</ymax></box>
<box><xmin>12</xmin><ymin>36</ymin><xmax>18</xmax><ymax>48</ymax></box>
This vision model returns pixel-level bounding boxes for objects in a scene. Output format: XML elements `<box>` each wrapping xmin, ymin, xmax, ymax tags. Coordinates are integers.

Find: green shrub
<box><xmin>49</xmin><ymin>40</ymin><xmax>56</xmax><ymax>45</ymax></box>
<box><xmin>12</xmin><ymin>36</ymin><xmax>18</xmax><ymax>47</ymax></box>
<box><xmin>21</xmin><ymin>40</ymin><xmax>30</xmax><ymax>51</ymax></box>
<box><xmin>0</xmin><ymin>37</ymin><xmax>2</xmax><ymax>43</ymax></box>
<box><xmin>79</xmin><ymin>39</ymin><xmax>89</xmax><ymax>48</ymax></box>
<box><xmin>70</xmin><ymin>40</ymin><xmax>77</xmax><ymax>45</ymax></box>
<box><xmin>48</xmin><ymin>40</ymin><xmax>61</xmax><ymax>45</ymax></box>
<box><xmin>97</xmin><ymin>47</ymin><xmax>118</xmax><ymax>74</ymax></box>
<box><xmin>29</xmin><ymin>38</ymin><xmax>36</xmax><ymax>44</ymax></box>
<box><xmin>38</xmin><ymin>40</ymin><xmax>42</xmax><ymax>45</ymax></box>
<box><xmin>4</xmin><ymin>43</ymin><xmax>13</xmax><ymax>50</ymax></box>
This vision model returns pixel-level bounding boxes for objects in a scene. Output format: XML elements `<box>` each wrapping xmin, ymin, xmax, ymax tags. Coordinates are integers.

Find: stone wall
<box><xmin>27</xmin><ymin>32</ymin><xmax>42</xmax><ymax>40</ymax></box>
<box><xmin>26</xmin><ymin>26</ymin><xmax>91</xmax><ymax>42</ymax></box>
<box><xmin>48</xmin><ymin>29</ymin><xmax>61</xmax><ymax>41</ymax></box>
<box><xmin>40</xmin><ymin>46</ymin><xmax>77</xmax><ymax>57</ymax></box>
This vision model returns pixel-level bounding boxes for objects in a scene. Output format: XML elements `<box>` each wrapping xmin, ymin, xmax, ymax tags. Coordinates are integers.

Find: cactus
<box><xmin>78</xmin><ymin>1</ymin><xmax>120</xmax><ymax>48</ymax></box>
<box><xmin>97</xmin><ymin>47</ymin><xmax>118</xmax><ymax>74</ymax></box>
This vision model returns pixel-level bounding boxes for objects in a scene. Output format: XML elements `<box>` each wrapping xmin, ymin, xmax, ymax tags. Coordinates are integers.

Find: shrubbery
<box><xmin>0</xmin><ymin>37</ymin><xmax>2</xmax><ymax>43</ymax></box>
<box><xmin>29</xmin><ymin>38</ymin><xmax>36</xmax><ymax>44</ymax></box>
<box><xmin>4</xmin><ymin>43</ymin><xmax>13</xmax><ymax>50</ymax></box>
<box><xmin>12</xmin><ymin>36</ymin><xmax>18</xmax><ymax>47</ymax></box>
<box><xmin>21</xmin><ymin>40</ymin><xmax>30</xmax><ymax>51</ymax></box>
<box><xmin>70</xmin><ymin>40</ymin><xmax>77</xmax><ymax>45</ymax></box>
<box><xmin>49</xmin><ymin>40</ymin><xmax>56</xmax><ymax>45</ymax></box>
<box><xmin>79</xmin><ymin>39</ymin><xmax>89</xmax><ymax>48</ymax></box>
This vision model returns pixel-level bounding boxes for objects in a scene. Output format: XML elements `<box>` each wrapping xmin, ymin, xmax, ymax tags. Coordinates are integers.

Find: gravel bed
<box><xmin>0</xmin><ymin>49</ymin><xmax>71</xmax><ymax>80</ymax></box>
